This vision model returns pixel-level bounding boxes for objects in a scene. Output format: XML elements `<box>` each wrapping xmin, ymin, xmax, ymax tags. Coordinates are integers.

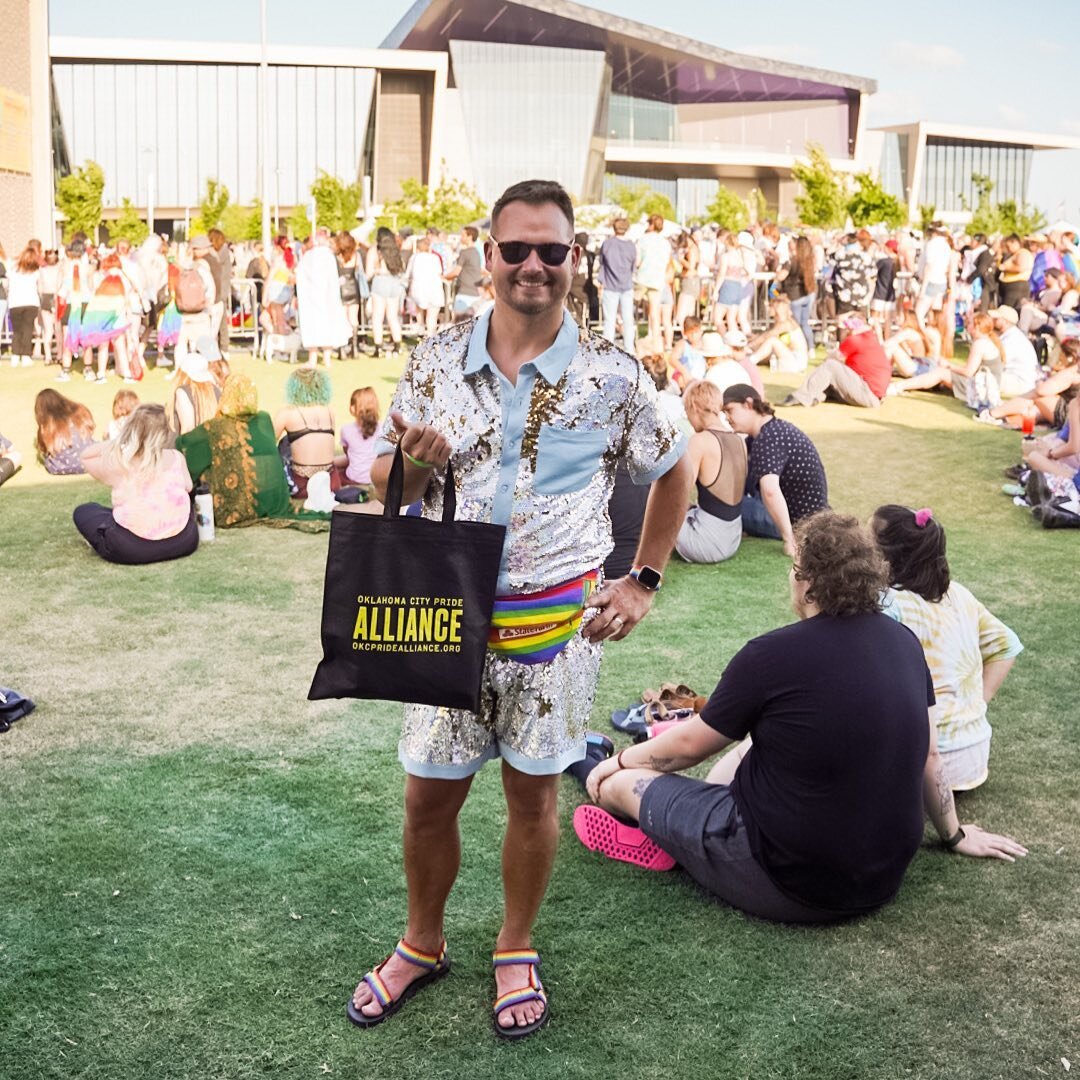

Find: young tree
<box><xmin>703</xmin><ymin>185</ymin><xmax>749</xmax><ymax>231</ymax></box>
<box><xmin>310</xmin><ymin>172</ymin><xmax>363</xmax><ymax>234</ymax></box>
<box><xmin>108</xmin><ymin>198</ymin><xmax>150</xmax><ymax>246</ymax></box>
<box><xmin>846</xmin><ymin>172</ymin><xmax>907</xmax><ymax>228</ymax></box>
<box><xmin>286</xmin><ymin>203</ymin><xmax>313</xmax><ymax>242</ymax></box>
<box><xmin>791</xmin><ymin>143</ymin><xmax>848</xmax><ymax>228</ymax></box>
<box><xmin>55</xmin><ymin>160</ymin><xmax>105</xmax><ymax>242</ymax></box>
<box><xmin>219</xmin><ymin>201</ymin><xmax>264</xmax><ymax>242</ymax></box>
<box><xmin>199</xmin><ymin>179</ymin><xmax>230</xmax><ymax>231</ymax></box>
<box><xmin>968</xmin><ymin>174</ymin><xmax>1047</xmax><ymax>236</ymax></box>
<box><xmin>377</xmin><ymin>173</ymin><xmax>487</xmax><ymax>233</ymax></box>
<box><xmin>605</xmin><ymin>176</ymin><xmax>676</xmax><ymax>222</ymax></box>
<box><xmin>917</xmin><ymin>204</ymin><xmax>938</xmax><ymax>232</ymax></box>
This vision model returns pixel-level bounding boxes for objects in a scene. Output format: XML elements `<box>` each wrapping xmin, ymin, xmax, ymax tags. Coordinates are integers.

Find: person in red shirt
<box><xmin>780</xmin><ymin>316</ymin><xmax>890</xmax><ymax>408</ymax></box>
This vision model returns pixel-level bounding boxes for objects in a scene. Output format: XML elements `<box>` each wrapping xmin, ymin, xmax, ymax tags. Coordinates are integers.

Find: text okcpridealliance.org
<box><xmin>352</xmin><ymin>595</ymin><xmax>464</xmax><ymax>653</ymax></box>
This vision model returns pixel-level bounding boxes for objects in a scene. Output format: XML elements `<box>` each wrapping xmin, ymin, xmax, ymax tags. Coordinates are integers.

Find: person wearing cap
<box><xmin>721</xmin><ymin>383</ymin><xmax>828</xmax><ymax>555</ymax></box>
<box><xmin>701</xmin><ymin>331</ymin><xmax>748</xmax><ymax>395</ymax></box>
<box><xmin>176</xmin><ymin>235</ymin><xmax>218</xmax><ymax>363</ymax></box>
<box><xmin>870</xmin><ymin>238</ymin><xmax>899</xmax><ymax>338</ymax></box>
<box><xmin>166</xmin><ymin>344</ymin><xmax>222</xmax><ymax>436</ymax></box>
<box><xmin>781</xmin><ymin>316</ymin><xmax>891</xmax><ymax>409</ymax></box>
<box><xmin>989</xmin><ymin>305</ymin><xmax>1040</xmax><ymax>397</ymax></box>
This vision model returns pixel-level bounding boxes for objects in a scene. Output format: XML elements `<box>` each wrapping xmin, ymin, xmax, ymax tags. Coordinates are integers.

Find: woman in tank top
<box><xmin>675</xmin><ymin>379</ymin><xmax>747</xmax><ymax>564</ymax></box>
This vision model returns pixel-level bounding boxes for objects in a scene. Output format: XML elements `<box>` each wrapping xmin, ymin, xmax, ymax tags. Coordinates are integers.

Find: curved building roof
<box><xmin>383</xmin><ymin>0</ymin><xmax>877</xmax><ymax>103</ymax></box>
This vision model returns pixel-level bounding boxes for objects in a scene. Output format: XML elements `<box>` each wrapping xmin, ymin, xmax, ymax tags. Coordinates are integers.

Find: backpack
<box><xmin>338</xmin><ymin>259</ymin><xmax>360</xmax><ymax>305</ymax></box>
<box><xmin>175</xmin><ymin>267</ymin><xmax>207</xmax><ymax>313</ymax></box>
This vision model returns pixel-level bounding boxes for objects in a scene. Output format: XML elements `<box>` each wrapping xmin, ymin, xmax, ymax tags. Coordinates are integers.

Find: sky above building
<box><xmin>48</xmin><ymin>0</ymin><xmax>1079</xmax><ymax>221</ymax></box>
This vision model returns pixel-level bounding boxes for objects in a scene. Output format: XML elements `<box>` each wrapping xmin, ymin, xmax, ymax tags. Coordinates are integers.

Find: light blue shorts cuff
<box><xmin>499</xmin><ymin>740</ymin><xmax>588</xmax><ymax>776</ymax></box>
<box><xmin>398</xmin><ymin>743</ymin><xmax>500</xmax><ymax>780</ymax></box>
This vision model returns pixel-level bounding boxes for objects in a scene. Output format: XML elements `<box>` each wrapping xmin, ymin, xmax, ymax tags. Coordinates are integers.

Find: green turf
<box><xmin>1</xmin><ymin>352</ymin><xmax>1077</xmax><ymax>1079</ymax></box>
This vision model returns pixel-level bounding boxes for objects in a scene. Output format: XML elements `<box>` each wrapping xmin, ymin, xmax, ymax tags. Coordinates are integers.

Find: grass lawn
<box><xmin>1</xmin><ymin>351</ymin><xmax>1077</xmax><ymax>1079</ymax></box>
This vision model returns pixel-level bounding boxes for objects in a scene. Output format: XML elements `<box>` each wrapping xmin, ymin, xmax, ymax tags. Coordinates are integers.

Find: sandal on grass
<box><xmin>346</xmin><ymin>938</ymin><xmax>450</xmax><ymax>1028</ymax></box>
<box><xmin>573</xmin><ymin>804</ymin><xmax>676</xmax><ymax>871</ymax></box>
<box><xmin>492</xmin><ymin>949</ymin><xmax>549</xmax><ymax>1040</ymax></box>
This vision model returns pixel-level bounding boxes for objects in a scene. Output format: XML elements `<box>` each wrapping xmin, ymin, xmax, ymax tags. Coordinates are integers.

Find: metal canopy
<box><xmin>383</xmin><ymin>0</ymin><xmax>876</xmax><ymax>103</ymax></box>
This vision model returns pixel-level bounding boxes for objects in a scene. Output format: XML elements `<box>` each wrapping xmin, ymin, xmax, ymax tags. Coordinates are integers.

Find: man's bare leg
<box><xmin>352</xmin><ymin>773</ymin><xmax>473</xmax><ymax>1018</ymax></box>
<box><xmin>494</xmin><ymin>762</ymin><xmax>560</xmax><ymax>1030</ymax></box>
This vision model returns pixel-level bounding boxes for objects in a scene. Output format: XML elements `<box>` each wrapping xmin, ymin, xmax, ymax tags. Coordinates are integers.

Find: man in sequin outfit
<box><xmin>349</xmin><ymin>180</ymin><xmax>692</xmax><ymax>1037</ymax></box>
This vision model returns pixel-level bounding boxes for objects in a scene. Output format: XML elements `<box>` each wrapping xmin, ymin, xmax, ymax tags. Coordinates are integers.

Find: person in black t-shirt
<box><xmin>721</xmin><ymin>384</ymin><xmax>827</xmax><ymax>555</ymax></box>
<box><xmin>579</xmin><ymin>512</ymin><xmax>1027</xmax><ymax>923</ymax></box>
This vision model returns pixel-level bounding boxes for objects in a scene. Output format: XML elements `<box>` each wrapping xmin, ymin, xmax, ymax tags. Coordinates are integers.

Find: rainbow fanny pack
<box><xmin>488</xmin><ymin>570</ymin><xmax>599</xmax><ymax>665</ymax></box>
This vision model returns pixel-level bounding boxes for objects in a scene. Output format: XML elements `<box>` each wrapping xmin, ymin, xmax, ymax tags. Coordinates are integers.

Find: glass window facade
<box><xmin>52</xmin><ymin>61</ymin><xmax>377</xmax><ymax>208</ymax></box>
<box><xmin>448</xmin><ymin>40</ymin><xmax>610</xmax><ymax>204</ymax></box>
<box><xmin>919</xmin><ymin>138</ymin><xmax>1034</xmax><ymax>213</ymax></box>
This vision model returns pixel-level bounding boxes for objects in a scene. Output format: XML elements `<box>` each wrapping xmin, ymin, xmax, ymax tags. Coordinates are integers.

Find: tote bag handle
<box><xmin>383</xmin><ymin>444</ymin><xmax>457</xmax><ymax>522</ymax></box>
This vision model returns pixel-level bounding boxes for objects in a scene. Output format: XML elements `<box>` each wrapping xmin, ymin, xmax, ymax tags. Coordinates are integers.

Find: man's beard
<box><xmin>502</xmin><ymin>273</ymin><xmax>566</xmax><ymax>315</ymax></box>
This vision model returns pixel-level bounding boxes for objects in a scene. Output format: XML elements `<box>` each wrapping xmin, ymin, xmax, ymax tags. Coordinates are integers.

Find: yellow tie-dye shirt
<box><xmin>881</xmin><ymin>583</ymin><xmax>1022</xmax><ymax>753</ymax></box>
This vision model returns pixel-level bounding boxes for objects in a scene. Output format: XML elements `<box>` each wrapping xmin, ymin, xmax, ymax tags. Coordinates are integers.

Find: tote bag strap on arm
<box><xmin>384</xmin><ymin>444</ymin><xmax>457</xmax><ymax>522</ymax></box>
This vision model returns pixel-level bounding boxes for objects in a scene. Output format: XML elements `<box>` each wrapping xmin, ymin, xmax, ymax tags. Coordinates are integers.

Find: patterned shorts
<box><xmin>398</xmin><ymin>631</ymin><xmax>602</xmax><ymax>779</ymax></box>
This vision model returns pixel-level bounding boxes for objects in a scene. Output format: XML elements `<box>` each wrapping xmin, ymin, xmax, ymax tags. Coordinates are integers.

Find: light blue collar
<box><xmin>463</xmin><ymin>307</ymin><xmax>579</xmax><ymax>384</ymax></box>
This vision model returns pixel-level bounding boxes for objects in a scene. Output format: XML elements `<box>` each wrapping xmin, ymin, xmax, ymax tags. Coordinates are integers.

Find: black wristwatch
<box><xmin>943</xmin><ymin>826</ymin><xmax>966</xmax><ymax>851</ymax></box>
<box><xmin>629</xmin><ymin>564</ymin><xmax>663</xmax><ymax>592</ymax></box>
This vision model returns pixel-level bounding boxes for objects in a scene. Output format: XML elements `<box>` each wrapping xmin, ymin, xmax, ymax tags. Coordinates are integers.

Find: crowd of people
<box><xmin>2</xmin><ymin>179</ymin><xmax>1064</xmax><ymax>1040</ymax></box>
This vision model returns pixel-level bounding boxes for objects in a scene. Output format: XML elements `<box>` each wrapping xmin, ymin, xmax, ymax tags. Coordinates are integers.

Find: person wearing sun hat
<box><xmin>166</xmin><ymin>347</ymin><xmax>222</xmax><ymax>435</ymax></box>
<box><xmin>780</xmin><ymin>314</ymin><xmax>890</xmax><ymax>409</ymax></box>
<box><xmin>701</xmin><ymin>330</ymin><xmax>749</xmax><ymax>395</ymax></box>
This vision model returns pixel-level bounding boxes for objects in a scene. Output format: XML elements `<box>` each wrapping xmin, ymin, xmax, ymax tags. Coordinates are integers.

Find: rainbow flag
<box><xmin>488</xmin><ymin>571</ymin><xmax>599</xmax><ymax>664</ymax></box>
<box><xmin>79</xmin><ymin>274</ymin><xmax>129</xmax><ymax>348</ymax></box>
<box><xmin>156</xmin><ymin>300</ymin><xmax>181</xmax><ymax>348</ymax></box>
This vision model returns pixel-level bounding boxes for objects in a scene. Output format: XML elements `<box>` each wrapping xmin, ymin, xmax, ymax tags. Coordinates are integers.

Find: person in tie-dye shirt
<box><xmin>873</xmin><ymin>504</ymin><xmax>1023</xmax><ymax>791</ymax></box>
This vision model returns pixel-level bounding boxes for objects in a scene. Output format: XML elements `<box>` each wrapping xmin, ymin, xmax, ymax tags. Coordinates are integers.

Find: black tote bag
<box><xmin>308</xmin><ymin>446</ymin><xmax>506</xmax><ymax>711</ymax></box>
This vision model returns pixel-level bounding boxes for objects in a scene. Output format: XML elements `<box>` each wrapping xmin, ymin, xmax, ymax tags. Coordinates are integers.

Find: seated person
<box><xmin>1018</xmin><ymin>268</ymin><xmax>1066</xmax><ymax>336</ymax></box>
<box><xmin>990</xmin><ymin>306</ymin><xmax>1041</xmax><ymax>398</ymax></box>
<box><xmin>337</xmin><ymin>386</ymin><xmax>382</xmax><ymax>500</ymax></box>
<box><xmin>274</xmin><ymin>366</ymin><xmax>343</xmax><ymax>499</ymax></box>
<box><xmin>603</xmin><ymin>464</ymin><xmax>651</xmax><ymax>580</ymax></box>
<box><xmin>888</xmin><ymin>312</ymin><xmax>1004</xmax><ymax>411</ymax></box>
<box><xmin>723</xmin><ymin>330</ymin><xmax>764</xmax><ymax>395</ymax></box>
<box><xmin>176</xmin><ymin>374</ymin><xmax>328</xmax><ymax>529</ymax></box>
<box><xmin>641</xmin><ymin>353</ymin><xmax>686</xmax><ymax>428</ymax></box>
<box><xmin>1023</xmin><ymin>393</ymin><xmax>1080</xmax><ymax>511</ymax></box>
<box><xmin>576</xmin><ymin>512</ymin><xmax>1027</xmax><ymax>924</ymax></box>
<box><xmin>983</xmin><ymin>339</ymin><xmax>1080</xmax><ymax>428</ymax></box>
<box><xmin>883</xmin><ymin>312</ymin><xmax>941</xmax><ymax>377</ymax></box>
<box><xmin>781</xmin><ymin>316</ymin><xmax>890</xmax><ymax>408</ymax></box>
<box><xmin>722</xmin><ymin>384</ymin><xmax>828</xmax><ymax>556</ymax></box>
<box><xmin>0</xmin><ymin>431</ymin><xmax>22</xmax><ymax>487</ymax></box>
<box><xmin>34</xmin><ymin>389</ymin><xmax>97</xmax><ymax>475</ymax></box>
<box><xmin>669</xmin><ymin>315</ymin><xmax>707</xmax><ymax>388</ymax></box>
<box><xmin>167</xmin><ymin>343</ymin><xmax>223</xmax><ymax>436</ymax></box>
<box><xmin>873</xmin><ymin>505</ymin><xmax>1023</xmax><ymax>791</ymax></box>
<box><xmin>747</xmin><ymin>297</ymin><xmax>809</xmax><ymax>373</ymax></box>
<box><xmin>74</xmin><ymin>404</ymin><xmax>198</xmax><ymax>564</ymax></box>
<box><xmin>675</xmin><ymin>380</ymin><xmax>746</xmax><ymax>564</ymax></box>
<box><xmin>701</xmin><ymin>331</ymin><xmax>750</xmax><ymax>395</ymax></box>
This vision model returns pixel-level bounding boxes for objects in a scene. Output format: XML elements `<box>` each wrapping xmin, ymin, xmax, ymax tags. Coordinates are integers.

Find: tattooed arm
<box><xmin>921</xmin><ymin>710</ymin><xmax>1029</xmax><ymax>862</ymax></box>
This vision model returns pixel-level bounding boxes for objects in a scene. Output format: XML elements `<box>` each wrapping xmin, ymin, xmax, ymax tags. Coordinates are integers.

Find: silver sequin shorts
<box><xmin>398</xmin><ymin>632</ymin><xmax>602</xmax><ymax>778</ymax></box>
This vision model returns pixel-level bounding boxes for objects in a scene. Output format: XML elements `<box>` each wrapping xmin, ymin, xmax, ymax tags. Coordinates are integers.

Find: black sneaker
<box><xmin>1003</xmin><ymin>463</ymin><xmax>1027</xmax><ymax>481</ymax></box>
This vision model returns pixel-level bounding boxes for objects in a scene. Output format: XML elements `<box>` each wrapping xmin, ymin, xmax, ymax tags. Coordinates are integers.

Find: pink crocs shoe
<box><xmin>573</xmin><ymin>804</ymin><xmax>675</xmax><ymax>871</ymax></box>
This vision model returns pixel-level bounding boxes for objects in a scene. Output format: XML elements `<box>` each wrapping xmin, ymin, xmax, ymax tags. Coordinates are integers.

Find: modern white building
<box><xmin>868</xmin><ymin>121</ymin><xmax>1080</xmax><ymax>226</ymax></box>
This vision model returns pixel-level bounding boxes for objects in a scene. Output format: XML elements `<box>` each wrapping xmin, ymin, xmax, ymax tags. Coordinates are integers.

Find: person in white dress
<box><xmin>296</xmin><ymin>231</ymin><xmax>351</xmax><ymax>369</ymax></box>
<box><xmin>405</xmin><ymin>237</ymin><xmax>445</xmax><ymax>337</ymax></box>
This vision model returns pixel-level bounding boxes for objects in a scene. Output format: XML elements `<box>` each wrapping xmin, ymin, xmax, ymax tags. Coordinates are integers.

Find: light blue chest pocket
<box><xmin>533</xmin><ymin>425</ymin><xmax>609</xmax><ymax>495</ymax></box>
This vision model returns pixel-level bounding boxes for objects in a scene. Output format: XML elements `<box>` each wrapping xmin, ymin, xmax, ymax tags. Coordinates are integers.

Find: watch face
<box><xmin>635</xmin><ymin>565</ymin><xmax>662</xmax><ymax>590</ymax></box>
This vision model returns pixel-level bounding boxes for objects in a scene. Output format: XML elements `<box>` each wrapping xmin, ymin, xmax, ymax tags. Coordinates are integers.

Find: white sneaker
<box><xmin>20</xmin><ymin>356</ymin><xmax>32</xmax><ymax>366</ymax></box>
<box><xmin>9</xmin><ymin>356</ymin><xmax>16</xmax><ymax>367</ymax></box>
<box><xmin>83</xmin><ymin>368</ymin><xmax>95</xmax><ymax>380</ymax></box>
<box><xmin>55</xmin><ymin>370</ymin><xmax>71</xmax><ymax>382</ymax></box>
<box><xmin>974</xmin><ymin>410</ymin><xmax>1004</xmax><ymax>427</ymax></box>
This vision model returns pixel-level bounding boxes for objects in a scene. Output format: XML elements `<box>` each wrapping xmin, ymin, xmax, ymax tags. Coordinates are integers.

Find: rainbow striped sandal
<box><xmin>492</xmin><ymin>949</ymin><xmax>550</xmax><ymax>1040</ymax></box>
<box><xmin>346</xmin><ymin>938</ymin><xmax>450</xmax><ymax>1028</ymax></box>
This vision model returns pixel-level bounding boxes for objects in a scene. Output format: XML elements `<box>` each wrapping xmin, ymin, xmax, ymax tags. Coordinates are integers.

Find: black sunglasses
<box><xmin>488</xmin><ymin>237</ymin><xmax>574</xmax><ymax>267</ymax></box>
